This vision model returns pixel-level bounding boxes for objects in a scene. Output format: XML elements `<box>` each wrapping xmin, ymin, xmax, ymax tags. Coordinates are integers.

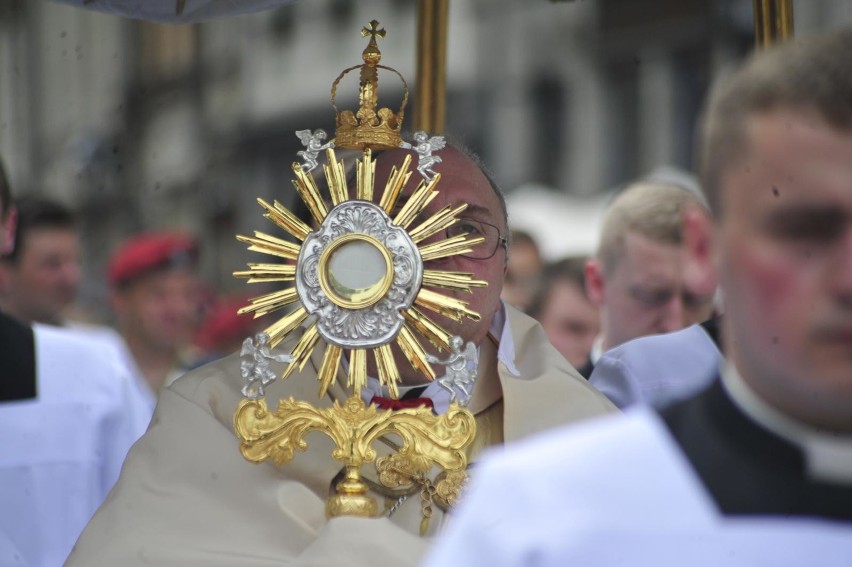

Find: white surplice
<box><xmin>0</xmin><ymin>324</ymin><xmax>149</xmax><ymax>567</ymax></box>
<box><xmin>423</xmin><ymin>408</ymin><xmax>852</xmax><ymax>567</ymax></box>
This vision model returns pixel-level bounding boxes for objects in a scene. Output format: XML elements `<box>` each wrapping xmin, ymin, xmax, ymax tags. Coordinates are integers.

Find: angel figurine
<box><xmin>426</xmin><ymin>336</ymin><xmax>478</xmax><ymax>406</ymax></box>
<box><xmin>295</xmin><ymin>129</ymin><xmax>334</xmax><ymax>172</ymax></box>
<box><xmin>240</xmin><ymin>333</ymin><xmax>293</xmax><ymax>399</ymax></box>
<box><xmin>399</xmin><ymin>131</ymin><xmax>446</xmax><ymax>181</ymax></box>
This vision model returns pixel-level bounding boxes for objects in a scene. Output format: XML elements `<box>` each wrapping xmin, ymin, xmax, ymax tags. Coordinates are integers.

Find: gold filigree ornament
<box><xmin>232</xmin><ymin>20</ymin><xmax>487</xmax><ymax>520</ymax></box>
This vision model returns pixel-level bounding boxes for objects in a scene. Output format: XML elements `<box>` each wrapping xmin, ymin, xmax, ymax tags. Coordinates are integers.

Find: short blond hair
<box><xmin>596</xmin><ymin>182</ymin><xmax>704</xmax><ymax>275</ymax></box>
<box><xmin>699</xmin><ymin>29</ymin><xmax>852</xmax><ymax>215</ymax></box>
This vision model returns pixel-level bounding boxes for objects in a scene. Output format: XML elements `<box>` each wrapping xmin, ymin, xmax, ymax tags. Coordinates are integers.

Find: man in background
<box><xmin>0</xmin><ymin>196</ymin><xmax>163</xmax><ymax>421</ymax></box>
<box><xmin>107</xmin><ymin>231</ymin><xmax>202</xmax><ymax>408</ymax></box>
<box><xmin>189</xmin><ymin>292</ymin><xmax>265</xmax><ymax>369</ymax></box>
<box><xmin>0</xmin><ymin>197</ymin><xmax>81</xmax><ymax>326</ymax></box>
<box><xmin>580</xmin><ymin>181</ymin><xmax>716</xmax><ymax>375</ymax></box>
<box><xmin>528</xmin><ymin>256</ymin><xmax>599</xmax><ymax>376</ymax></box>
<box><xmin>590</xmin><ymin>204</ymin><xmax>723</xmax><ymax>408</ymax></box>
<box><xmin>500</xmin><ymin>229</ymin><xmax>543</xmax><ymax>311</ymax></box>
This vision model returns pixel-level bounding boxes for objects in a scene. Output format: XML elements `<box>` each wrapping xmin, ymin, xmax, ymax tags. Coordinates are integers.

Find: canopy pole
<box><xmin>753</xmin><ymin>0</ymin><xmax>794</xmax><ymax>48</ymax></box>
<box><xmin>414</xmin><ymin>0</ymin><xmax>449</xmax><ymax>134</ymax></box>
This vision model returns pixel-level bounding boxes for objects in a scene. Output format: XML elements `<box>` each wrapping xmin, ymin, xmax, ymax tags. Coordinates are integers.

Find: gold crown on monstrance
<box><xmin>331</xmin><ymin>20</ymin><xmax>408</xmax><ymax>151</ymax></box>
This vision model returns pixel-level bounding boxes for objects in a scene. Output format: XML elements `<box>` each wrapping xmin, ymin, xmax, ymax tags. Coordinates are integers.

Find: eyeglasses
<box><xmin>445</xmin><ymin>218</ymin><xmax>508</xmax><ymax>260</ymax></box>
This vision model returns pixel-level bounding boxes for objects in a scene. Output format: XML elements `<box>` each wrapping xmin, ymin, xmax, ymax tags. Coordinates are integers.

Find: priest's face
<box><xmin>718</xmin><ymin>109</ymin><xmax>852</xmax><ymax>432</ymax></box>
<box><xmin>374</xmin><ymin>146</ymin><xmax>508</xmax><ymax>384</ymax></box>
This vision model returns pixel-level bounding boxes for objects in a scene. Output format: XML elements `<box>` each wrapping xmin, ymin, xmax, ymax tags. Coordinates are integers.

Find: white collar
<box><xmin>721</xmin><ymin>362</ymin><xmax>852</xmax><ymax>484</ymax></box>
<box><xmin>589</xmin><ymin>334</ymin><xmax>605</xmax><ymax>365</ymax></box>
<box><xmin>492</xmin><ymin>301</ymin><xmax>520</xmax><ymax>377</ymax></box>
<box><xmin>360</xmin><ymin>301</ymin><xmax>519</xmax><ymax>414</ymax></box>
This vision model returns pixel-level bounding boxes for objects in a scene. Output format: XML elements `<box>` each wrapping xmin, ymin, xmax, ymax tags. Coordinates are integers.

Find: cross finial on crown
<box><xmin>362</xmin><ymin>20</ymin><xmax>386</xmax><ymax>42</ymax></box>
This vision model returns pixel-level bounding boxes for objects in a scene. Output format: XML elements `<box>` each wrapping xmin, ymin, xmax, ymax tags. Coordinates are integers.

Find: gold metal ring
<box><xmin>318</xmin><ymin>233</ymin><xmax>394</xmax><ymax>309</ymax></box>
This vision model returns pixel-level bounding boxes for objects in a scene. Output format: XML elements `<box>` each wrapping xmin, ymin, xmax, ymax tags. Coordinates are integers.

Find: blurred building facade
<box><xmin>1</xmin><ymin>0</ymin><xmax>850</xmax><ymax>318</ymax></box>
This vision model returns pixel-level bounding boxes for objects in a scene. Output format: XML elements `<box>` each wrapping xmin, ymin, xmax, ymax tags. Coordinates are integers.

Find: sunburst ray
<box><xmin>419</xmin><ymin>234</ymin><xmax>485</xmax><ymax>262</ymax></box>
<box><xmin>233</xmin><ymin>263</ymin><xmax>296</xmax><ymax>284</ymax></box>
<box><xmin>356</xmin><ymin>149</ymin><xmax>375</xmax><ymax>201</ymax></box>
<box><xmin>324</xmin><ymin>148</ymin><xmax>348</xmax><ymax>206</ymax></box>
<box><xmin>378</xmin><ymin>154</ymin><xmax>413</xmax><ymax>214</ymax></box>
<box><xmin>347</xmin><ymin>348</ymin><xmax>368</xmax><ymax>393</ymax></box>
<box><xmin>264</xmin><ymin>306</ymin><xmax>309</xmax><ymax>347</ymax></box>
<box><xmin>421</xmin><ymin>269</ymin><xmax>487</xmax><ymax>293</ymax></box>
<box><xmin>256</xmin><ymin>198</ymin><xmax>311</xmax><ymax>242</ymax></box>
<box><xmin>236</xmin><ymin>231</ymin><xmax>301</xmax><ymax>261</ymax></box>
<box><xmin>402</xmin><ymin>307</ymin><xmax>453</xmax><ymax>351</ymax></box>
<box><xmin>408</xmin><ymin>203</ymin><xmax>468</xmax><ymax>243</ymax></box>
<box><xmin>291</xmin><ymin>163</ymin><xmax>328</xmax><ymax>224</ymax></box>
<box><xmin>373</xmin><ymin>344</ymin><xmax>400</xmax><ymax>399</ymax></box>
<box><xmin>238</xmin><ymin>288</ymin><xmax>299</xmax><ymax>318</ymax></box>
<box><xmin>395</xmin><ymin>325</ymin><xmax>436</xmax><ymax>381</ymax></box>
<box><xmin>281</xmin><ymin>322</ymin><xmax>321</xmax><ymax>380</ymax></box>
<box><xmin>415</xmin><ymin>288</ymin><xmax>480</xmax><ymax>323</ymax></box>
<box><xmin>393</xmin><ymin>174</ymin><xmax>440</xmax><ymax>229</ymax></box>
<box><xmin>317</xmin><ymin>343</ymin><xmax>343</xmax><ymax>398</ymax></box>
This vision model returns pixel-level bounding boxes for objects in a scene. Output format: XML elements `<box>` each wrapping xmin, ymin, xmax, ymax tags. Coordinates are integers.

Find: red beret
<box><xmin>193</xmin><ymin>295</ymin><xmax>258</xmax><ymax>352</ymax></box>
<box><xmin>108</xmin><ymin>231</ymin><xmax>199</xmax><ymax>287</ymax></box>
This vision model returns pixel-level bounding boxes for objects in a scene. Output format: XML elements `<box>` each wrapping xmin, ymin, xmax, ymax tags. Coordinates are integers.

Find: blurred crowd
<box><xmin>0</xmin><ymin>196</ymin><xmax>266</xmax><ymax>409</ymax></box>
<box><xmin>503</xmin><ymin>172</ymin><xmax>718</xmax><ymax>379</ymax></box>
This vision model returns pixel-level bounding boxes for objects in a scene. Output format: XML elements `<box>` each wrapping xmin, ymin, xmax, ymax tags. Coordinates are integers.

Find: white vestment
<box><xmin>0</xmin><ymin>324</ymin><xmax>150</xmax><ymax>567</ymax></box>
<box><xmin>70</xmin><ymin>323</ymin><xmax>159</xmax><ymax>416</ymax></box>
<box><xmin>423</xmin><ymin>409</ymin><xmax>852</xmax><ymax>567</ymax></box>
<box><xmin>590</xmin><ymin>321</ymin><xmax>722</xmax><ymax>409</ymax></box>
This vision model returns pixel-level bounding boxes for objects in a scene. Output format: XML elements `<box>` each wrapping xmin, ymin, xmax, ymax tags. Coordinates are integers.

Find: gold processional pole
<box><xmin>414</xmin><ymin>0</ymin><xmax>449</xmax><ymax>134</ymax></box>
<box><xmin>753</xmin><ymin>0</ymin><xmax>794</xmax><ymax>48</ymax></box>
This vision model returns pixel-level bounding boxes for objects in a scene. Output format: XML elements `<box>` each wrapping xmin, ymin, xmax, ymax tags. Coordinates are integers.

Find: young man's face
<box><xmin>538</xmin><ymin>279</ymin><xmax>599</xmax><ymax>368</ymax></box>
<box><xmin>719</xmin><ymin>109</ymin><xmax>852</xmax><ymax>431</ymax></box>
<box><xmin>587</xmin><ymin>232</ymin><xmax>715</xmax><ymax>352</ymax></box>
<box><xmin>0</xmin><ymin>227</ymin><xmax>80</xmax><ymax>325</ymax></box>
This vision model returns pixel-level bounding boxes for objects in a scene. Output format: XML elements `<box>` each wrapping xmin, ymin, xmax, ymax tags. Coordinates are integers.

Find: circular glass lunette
<box><xmin>318</xmin><ymin>234</ymin><xmax>394</xmax><ymax>309</ymax></box>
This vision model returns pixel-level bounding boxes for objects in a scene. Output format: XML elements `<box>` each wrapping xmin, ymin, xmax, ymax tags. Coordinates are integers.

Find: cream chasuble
<box><xmin>66</xmin><ymin>306</ymin><xmax>614</xmax><ymax>566</ymax></box>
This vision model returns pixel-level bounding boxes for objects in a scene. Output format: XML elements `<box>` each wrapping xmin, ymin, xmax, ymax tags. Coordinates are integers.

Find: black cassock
<box><xmin>0</xmin><ymin>311</ymin><xmax>36</xmax><ymax>402</ymax></box>
<box><xmin>663</xmin><ymin>378</ymin><xmax>852</xmax><ymax>521</ymax></box>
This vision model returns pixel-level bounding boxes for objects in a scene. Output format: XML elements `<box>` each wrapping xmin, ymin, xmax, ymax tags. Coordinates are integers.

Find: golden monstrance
<box><xmin>232</xmin><ymin>20</ymin><xmax>484</xmax><ymax>526</ymax></box>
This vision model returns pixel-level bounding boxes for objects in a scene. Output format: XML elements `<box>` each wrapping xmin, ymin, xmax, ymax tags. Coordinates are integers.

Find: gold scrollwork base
<box><xmin>375</xmin><ymin>451</ymin><xmax>469</xmax><ymax>510</ymax></box>
<box><xmin>234</xmin><ymin>395</ymin><xmax>476</xmax><ymax>518</ymax></box>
